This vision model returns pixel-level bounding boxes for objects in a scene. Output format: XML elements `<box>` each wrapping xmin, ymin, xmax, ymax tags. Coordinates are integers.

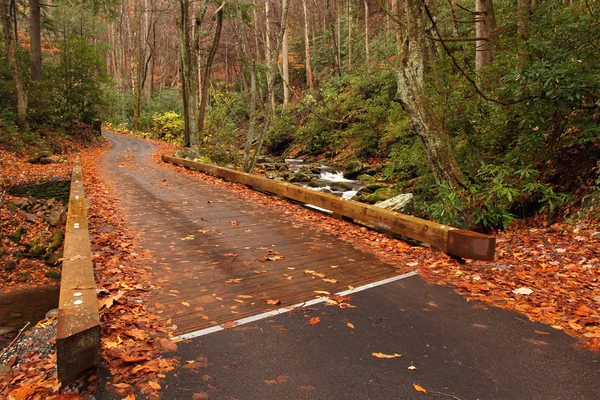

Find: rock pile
<box><xmin>5</xmin><ymin>196</ymin><xmax>66</xmax><ymax>271</ymax></box>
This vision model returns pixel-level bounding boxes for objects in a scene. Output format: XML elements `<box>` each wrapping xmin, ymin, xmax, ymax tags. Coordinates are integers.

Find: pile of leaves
<box><xmin>156</xmin><ymin>141</ymin><xmax>600</xmax><ymax>353</ymax></box>
<box><xmin>84</xmin><ymin>151</ymin><xmax>179</xmax><ymax>397</ymax></box>
<box><xmin>1</xmin><ymin>134</ymin><xmax>178</xmax><ymax>398</ymax></box>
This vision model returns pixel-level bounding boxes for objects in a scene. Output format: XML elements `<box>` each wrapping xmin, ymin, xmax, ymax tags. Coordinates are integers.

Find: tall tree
<box><xmin>326</xmin><ymin>0</ymin><xmax>341</xmax><ymax>75</ymax></box>
<box><xmin>1</xmin><ymin>0</ymin><xmax>28</xmax><ymax>129</ymax></box>
<box><xmin>198</xmin><ymin>2</ymin><xmax>224</xmax><ymax>137</ymax></box>
<box><xmin>302</xmin><ymin>0</ymin><xmax>315</xmax><ymax>89</ymax></box>
<box><xmin>394</xmin><ymin>0</ymin><xmax>465</xmax><ymax>186</ymax></box>
<box><xmin>282</xmin><ymin>0</ymin><xmax>290</xmax><ymax>108</ymax></box>
<box><xmin>517</xmin><ymin>0</ymin><xmax>530</xmax><ymax>69</ymax></box>
<box><xmin>363</xmin><ymin>0</ymin><xmax>369</xmax><ymax>64</ymax></box>
<box><xmin>29</xmin><ymin>0</ymin><xmax>42</xmax><ymax>80</ymax></box>
<box><xmin>475</xmin><ymin>0</ymin><xmax>496</xmax><ymax>71</ymax></box>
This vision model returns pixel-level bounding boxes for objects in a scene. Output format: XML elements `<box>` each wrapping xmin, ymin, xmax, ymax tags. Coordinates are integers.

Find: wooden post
<box><xmin>56</xmin><ymin>163</ymin><xmax>100</xmax><ymax>384</ymax></box>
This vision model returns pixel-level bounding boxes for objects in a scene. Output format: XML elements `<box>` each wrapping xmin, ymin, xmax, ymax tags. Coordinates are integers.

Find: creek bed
<box><xmin>0</xmin><ymin>286</ymin><xmax>59</xmax><ymax>348</ymax></box>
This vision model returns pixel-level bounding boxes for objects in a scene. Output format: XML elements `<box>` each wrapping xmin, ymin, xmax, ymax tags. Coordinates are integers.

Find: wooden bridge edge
<box><xmin>162</xmin><ymin>155</ymin><xmax>495</xmax><ymax>261</ymax></box>
<box><xmin>56</xmin><ymin>163</ymin><xmax>100</xmax><ymax>384</ymax></box>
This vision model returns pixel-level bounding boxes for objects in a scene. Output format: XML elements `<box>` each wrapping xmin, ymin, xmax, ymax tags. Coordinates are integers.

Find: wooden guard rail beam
<box><xmin>56</xmin><ymin>163</ymin><xmax>100</xmax><ymax>384</ymax></box>
<box><xmin>162</xmin><ymin>156</ymin><xmax>495</xmax><ymax>260</ymax></box>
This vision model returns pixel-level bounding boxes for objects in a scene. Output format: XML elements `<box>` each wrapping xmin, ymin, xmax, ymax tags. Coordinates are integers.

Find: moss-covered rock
<box><xmin>44</xmin><ymin>251</ymin><xmax>63</xmax><ymax>266</ymax></box>
<box><xmin>47</xmin><ymin>229</ymin><xmax>64</xmax><ymax>253</ymax></box>
<box><xmin>307</xmin><ymin>180</ymin><xmax>326</xmax><ymax>188</ymax></box>
<box><xmin>45</xmin><ymin>269</ymin><xmax>61</xmax><ymax>280</ymax></box>
<box><xmin>289</xmin><ymin>173</ymin><xmax>312</xmax><ymax>183</ymax></box>
<box><xmin>9</xmin><ymin>226</ymin><xmax>25</xmax><ymax>243</ymax></box>
<box><xmin>343</xmin><ymin>161</ymin><xmax>364</xmax><ymax>180</ymax></box>
<box><xmin>357</xmin><ymin>174</ymin><xmax>375</xmax><ymax>183</ymax></box>
<box><xmin>330</xmin><ymin>182</ymin><xmax>353</xmax><ymax>192</ymax></box>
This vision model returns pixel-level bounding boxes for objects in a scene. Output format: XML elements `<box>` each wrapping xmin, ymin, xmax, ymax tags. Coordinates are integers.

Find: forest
<box><xmin>1</xmin><ymin>0</ymin><xmax>599</xmax><ymax>230</ymax></box>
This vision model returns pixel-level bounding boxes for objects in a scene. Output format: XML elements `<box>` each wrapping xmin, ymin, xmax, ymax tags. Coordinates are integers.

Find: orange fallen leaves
<box><xmin>413</xmin><ymin>383</ymin><xmax>427</xmax><ymax>393</ymax></box>
<box><xmin>372</xmin><ymin>352</ymin><xmax>402</xmax><ymax>359</ymax></box>
<box><xmin>307</xmin><ymin>317</ymin><xmax>320</xmax><ymax>325</ymax></box>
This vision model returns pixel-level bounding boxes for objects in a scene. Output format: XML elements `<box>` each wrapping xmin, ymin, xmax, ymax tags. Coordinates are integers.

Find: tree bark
<box><xmin>132</xmin><ymin>0</ymin><xmax>144</xmax><ymax>132</ymax></box>
<box><xmin>282</xmin><ymin>0</ymin><xmax>290</xmax><ymax>109</ymax></box>
<box><xmin>326</xmin><ymin>0</ymin><xmax>341</xmax><ymax>76</ymax></box>
<box><xmin>394</xmin><ymin>0</ymin><xmax>465</xmax><ymax>187</ymax></box>
<box><xmin>198</xmin><ymin>4</ymin><xmax>223</xmax><ymax>138</ymax></box>
<box><xmin>475</xmin><ymin>0</ymin><xmax>496</xmax><ymax>71</ymax></box>
<box><xmin>29</xmin><ymin>0</ymin><xmax>42</xmax><ymax>80</ymax></box>
<box><xmin>517</xmin><ymin>0</ymin><xmax>529</xmax><ymax>70</ymax></box>
<box><xmin>265</xmin><ymin>0</ymin><xmax>276</xmax><ymax>110</ymax></box>
<box><xmin>364</xmin><ymin>0</ymin><xmax>369</xmax><ymax>64</ymax></box>
<box><xmin>302</xmin><ymin>0</ymin><xmax>315</xmax><ymax>89</ymax></box>
<box><xmin>1</xmin><ymin>0</ymin><xmax>28</xmax><ymax>130</ymax></box>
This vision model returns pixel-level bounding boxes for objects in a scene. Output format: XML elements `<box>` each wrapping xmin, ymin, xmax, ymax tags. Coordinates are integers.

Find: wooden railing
<box><xmin>56</xmin><ymin>163</ymin><xmax>100</xmax><ymax>384</ymax></box>
<box><xmin>162</xmin><ymin>155</ymin><xmax>495</xmax><ymax>261</ymax></box>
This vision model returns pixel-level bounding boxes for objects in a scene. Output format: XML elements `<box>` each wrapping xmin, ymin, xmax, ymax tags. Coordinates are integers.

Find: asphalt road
<box><xmin>96</xmin><ymin>132</ymin><xmax>600</xmax><ymax>400</ymax></box>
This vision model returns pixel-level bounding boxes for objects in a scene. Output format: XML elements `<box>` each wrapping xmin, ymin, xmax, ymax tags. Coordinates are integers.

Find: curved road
<box><xmin>97</xmin><ymin>132</ymin><xmax>599</xmax><ymax>400</ymax></box>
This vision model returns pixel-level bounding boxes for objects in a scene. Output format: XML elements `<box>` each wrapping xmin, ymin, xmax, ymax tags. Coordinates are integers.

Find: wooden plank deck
<box><xmin>101</xmin><ymin>132</ymin><xmax>412</xmax><ymax>337</ymax></box>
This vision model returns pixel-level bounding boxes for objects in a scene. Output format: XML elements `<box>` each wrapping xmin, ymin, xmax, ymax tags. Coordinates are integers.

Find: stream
<box><xmin>284</xmin><ymin>159</ymin><xmax>362</xmax><ymax>200</ymax></box>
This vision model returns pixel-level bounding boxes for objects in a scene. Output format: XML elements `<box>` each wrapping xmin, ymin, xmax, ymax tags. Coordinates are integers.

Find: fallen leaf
<box><xmin>512</xmin><ymin>287</ymin><xmax>533</xmax><ymax>295</ymax></box>
<box><xmin>314</xmin><ymin>290</ymin><xmax>330</xmax><ymax>295</ymax></box>
<box><xmin>347</xmin><ymin>323</ymin><xmax>354</xmax><ymax>329</ymax></box>
<box><xmin>148</xmin><ymin>381</ymin><xmax>161</xmax><ymax>390</ymax></box>
<box><xmin>266</xmin><ymin>299</ymin><xmax>281</xmax><ymax>305</ymax></box>
<box><xmin>408</xmin><ymin>365</ymin><xmax>417</xmax><ymax>371</ymax></box>
<box><xmin>298</xmin><ymin>386</ymin><xmax>314</xmax><ymax>394</ymax></box>
<box><xmin>308</xmin><ymin>317</ymin><xmax>320</xmax><ymax>325</ymax></box>
<box><xmin>182</xmin><ymin>301</ymin><xmax>190</xmax><ymax>307</ymax></box>
<box><xmin>192</xmin><ymin>393</ymin><xmax>209</xmax><ymax>400</ymax></box>
<box><xmin>372</xmin><ymin>352</ymin><xmax>402</xmax><ymax>359</ymax></box>
<box><xmin>413</xmin><ymin>383</ymin><xmax>427</xmax><ymax>393</ymax></box>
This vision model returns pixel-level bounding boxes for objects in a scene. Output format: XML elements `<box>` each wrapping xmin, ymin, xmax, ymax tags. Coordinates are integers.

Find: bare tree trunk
<box><xmin>475</xmin><ymin>0</ymin><xmax>496</xmax><ymax>71</ymax></box>
<box><xmin>391</xmin><ymin>0</ymin><xmax>401</xmax><ymax>61</ymax></box>
<box><xmin>282</xmin><ymin>0</ymin><xmax>290</xmax><ymax>109</ymax></box>
<box><xmin>174</xmin><ymin>0</ymin><xmax>198</xmax><ymax>146</ymax></box>
<box><xmin>347</xmin><ymin>0</ymin><xmax>352</xmax><ymax>68</ymax></box>
<box><xmin>394</xmin><ymin>0</ymin><xmax>465</xmax><ymax>187</ymax></box>
<box><xmin>326</xmin><ymin>0</ymin><xmax>341</xmax><ymax>76</ymax></box>
<box><xmin>265</xmin><ymin>0</ymin><xmax>276</xmax><ymax>110</ymax></box>
<box><xmin>302</xmin><ymin>0</ymin><xmax>315</xmax><ymax>89</ymax></box>
<box><xmin>1</xmin><ymin>0</ymin><xmax>27</xmax><ymax>130</ymax></box>
<box><xmin>132</xmin><ymin>0</ymin><xmax>144</xmax><ymax>132</ymax></box>
<box><xmin>517</xmin><ymin>0</ymin><xmax>529</xmax><ymax>70</ymax></box>
<box><xmin>29</xmin><ymin>0</ymin><xmax>42</xmax><ymax>80</ymax></box>
<box><xmin>364</xmin><ymin>0</ymin><xmax>369</xmax><ymax>64</ymax></box>
<box><xmin>198</xmin><ymin>4</ymin><xmax>223</xmax><ymax>138</ymax></box>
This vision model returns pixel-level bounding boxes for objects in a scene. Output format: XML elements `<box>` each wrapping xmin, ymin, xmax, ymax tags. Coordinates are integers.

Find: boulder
<box><xmin>363</xmin><ymin>188</ymin><xmax>393</xmax><ymax>204</ymax></box>
<box><xmin>28</xmin><ymin>150</ymin><xmax>53</xmax><ymax>164</ymax></box>
<box><xmin>45</xmin><ymin>269</ymin><xmax>61</xmax><ymax>280</ymax></box>
<box><xmin>289</xmin><ymin>173</ymin><xmax>312</xmax><ymax>183</ymax></box>
<box><xmin>582</xmin><ymin>191</ymin><xmax>600</xmax><ymax>209</ymax></box>
<box><xmin>357</xmin><ymin>174</ymin><xmax>375</xmax><ymax>183</ymax></box>
<box><xmin>47</xmin><ymin>210</ymin><xmax>63</xmax><ymax>226</ymax></box>
<box><xmin>375</xmin><ymin>193</ymin><xmax>414</xmax><ymax>213</ymax></box>
<box><xmin>9</xmin><ymin>226</ymin><xmax>24</xmax><ymax>243</ymax></box>
<box><xmin>330</xmin><ymin>182</ymin><xmax>353</xmax><ymax>192</ymax></box>
<box><xmin>307</xmin><ymin>180</ymin><xmax>326</xmax><ymax>188</ymax></box>
<box><xmin>343</xmin><ymin>161</ymin><xmax>364</xmax><ymax>180</ymax></box>
<box><xmin>44</xmin><ymin>251</ymin><xmax>63</xmax><ymax>266</ymax></box>
<box><xmin>25</xmin><ymin>213</ymin><xmax>38</xmax><ymax>223</ymax></box>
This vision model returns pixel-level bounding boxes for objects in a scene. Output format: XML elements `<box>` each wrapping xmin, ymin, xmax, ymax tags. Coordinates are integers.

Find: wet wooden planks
<box><xmin>102</xmin><ymin>139</ymin><xmax>408</xmax><ymax>337</ymax></box>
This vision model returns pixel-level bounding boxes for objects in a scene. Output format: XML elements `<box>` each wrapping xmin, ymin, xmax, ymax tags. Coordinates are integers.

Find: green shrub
<box><xmin>151</xmin><ymin>111</ymin><xmax>184</xmax><ymax>144</ymax></box>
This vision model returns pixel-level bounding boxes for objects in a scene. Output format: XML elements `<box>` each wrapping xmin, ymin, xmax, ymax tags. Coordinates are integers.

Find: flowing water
<box><xmin>284</xmin><ymin>159</ymin><xmax>362</xmax><ymax>199</ymax></box>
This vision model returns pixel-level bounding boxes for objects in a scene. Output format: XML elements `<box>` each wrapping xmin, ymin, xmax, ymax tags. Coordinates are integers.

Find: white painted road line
<box><xmin>174</xmin><ymin>270</ymin><xmax>419</xmax><ymax>341</ymax></box>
